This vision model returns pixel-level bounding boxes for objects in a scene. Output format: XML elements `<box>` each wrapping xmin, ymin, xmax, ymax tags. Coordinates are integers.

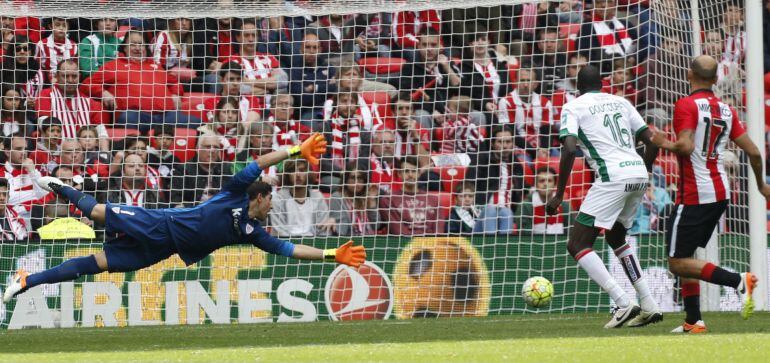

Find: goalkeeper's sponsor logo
<box><xmin>324</xmin><ymin>261</ymin><xmax>393</xmax><ymax>321</ymax></box>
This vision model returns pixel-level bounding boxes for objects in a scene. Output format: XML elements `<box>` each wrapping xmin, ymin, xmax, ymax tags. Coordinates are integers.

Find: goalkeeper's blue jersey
<box><xmin>161</xmin><ymin>162</ymin><xmax>295</xmax><ymax>265</ymax></box>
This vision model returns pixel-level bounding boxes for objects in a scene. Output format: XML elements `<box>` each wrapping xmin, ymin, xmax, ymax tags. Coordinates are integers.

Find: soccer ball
<box><xmin>521</xmin><ymin>276</ymin><xmax>553</xmax><ymax>308</ymax></box>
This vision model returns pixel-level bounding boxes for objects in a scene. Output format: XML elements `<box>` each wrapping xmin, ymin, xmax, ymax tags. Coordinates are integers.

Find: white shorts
<box><xmin>578</xmin><ymin>178</ymin><xmax>648</xmax><ymax>230</ymax></box>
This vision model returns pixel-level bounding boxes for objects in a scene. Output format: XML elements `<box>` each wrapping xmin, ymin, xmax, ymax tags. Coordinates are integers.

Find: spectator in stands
<box><xmin>324</xmin><ymin>64</ymin><xmax>380</xmax><ymax>131</ymax></box>
<box><xmin>115</xmin><ymin>137</ymin><xmax>162</xmax><ymax>189</ymax></box>
<box><xmin>530</xmin><ymin>27</ymin><xmax>568</xmax><ymax>95</ymax></box>
<box><xmin>643</xmin><ymin>36</ymin><xmax>689</xmax><ymax>113</ymax></box>
<box><xmin>200</xmin><ymin>96</ymin><xmax>243</xmax><ymax>162</ymax></box>
<box><xmin>206</xmin><ymin>61</ymin><xmax>261</xmax><ymax>124</ymax></box>
<box><xmin>256</xmin><ymin>16</ymin><xmax>294</xmax><ymax>66</ymax></box>
<box><xmin>466</xmin><ymin>125</ymin><xmax>524</xmax><ymax>234</ymax></box>
<box><xmin>551</xmin><ymin>54</ymin><xmax>586</xmax><ymax>121</ymax></box>
<box><xmin>380</xmin><ymin>156</ymin><xmax>443</xmax><ymax>235</ymax></box>
<box><xmin>29</xmin><ymin>116</ymin><xmax>61</xmax><ymax>170</ymax></box>
<box><xmin>57</xmin><ymin>139</ymin><xmax>107</xmax><ymax>197</ymax></box>
<box><xmin>629</xmin><ymin>180</ymin><xmax>673</xmax><ymax>235</ymax></box>
<box><xmin>152</xmin><ymin>17</ymin><xmax>193</xmax><ymax>71</ymax></box>
<box><xmin>270</xmin><ymin>158</ymin><xmax>333</xmax><ymax>237</ymax></box>
<box><xmin>352</xmin><ymin>12</ymin><xmax>392</xmax><ymax>61</ymax></box>
<box><xmin>77</xmin><ymin>126</ymin><xmax>111</xmax><ymax>175</ymax></box>
<box><xmin>270</xmin><ymin>93</ymin><xmax>312</xmax><ymax>148</ymax></box>
<box><xmin>226</xmin><ymin>19</ymin><xmax>287</xmax><ymax>98</ymax></box>
<box><xmin>369</xmin><ymin>127</ymin><xmax>400</xmax><ymax>194</ymax></box>
<box><xmin>1</xmin><ymin>36</ymin><xmax>44</xmax><ymax>107</ymax></box>
<box><xmin>81</xmin><ymin>30</ymin><xmax>201</xmax><ymax>132</ymax></box>
<box><xmin>2</xmin><ymin>136</ymin><xmax>48</xmax><ymax>208</ymax></box>
<box><xmin>204</xmin><ymin>17</ymin><xmax>234</xmax><ymax>73</ymax></box>
<box><xmin>765</xmin><ymin>0</ymin><xmax>770</xmax><ymax>73</ymax></box>
<box><xmin>517</xmin><ymin>166</ymin><xmax>571</xmax><ymax>235</ymax></box>
<box><xmin>432</xmin><ymin>95</ymin><xmax>482</xmax><ymax>154</ymax></box>
<box><xmin>556</xmin><ymin>0</ymin><xmax>584</xmax><ymax>24</ymax></box>
<box><xmin>288</xmin><ymin>32</ymin><xmax>335</xmax><ymax>122</ymax></box>
<box><xmin>34</xmin><ymin>17</ymin><xmax>77</xmax><ymax>81</ymax></box>
<box><xmin>1</xmin><ymin>86</ymin><xmax>25</xmax><ymax>136</ymax></box>
<box><xmin>107</xmin><ymin>153</ymin><xmax>168</xmax><ymax>209</ymax></box>
<box><xmin>309</xmin><ymin>15</ymin><xmax>356</xmax><ymax>65</ymax></box>
<box><xmin>147</xmin><ymin>125</ymin><xmax>182</xmax><ymax>192</ymax></box>
<box><xmin>578</xmin><ymin>0</ymin><xmax>637</xmax><ymax>74</ymax></box>
<box><xmin>497</xmin><ymin>68</ymin><xmax>555</xmax><ymax>158</ymax></box>
<box><xmin>328</xmin><ymin>162</ymin><xmax>381</xmax><ymax>236</ymax></box>
<box><xmin>602</xmin><ymin>58</ymin><xmax>638</xmax><ymax>105</ymax></box>
<box><xmin>391</xmin><ymin>10</ymin><xmax>441</xmax><ymax>59</ymax></box>
<box><xmin>722</xmin><ymin>2</ymin><xmax>745</xmax><ymax>64</ymax></box>
<box><xmin>233</xmin><ymin>121</ymin><xmax>278</xmax><ymax>185</ymax></box>
<box><xmin>0</xmin><ymin>177</ymin><xmax>28</xmax><ymax>241</ymax></box>
<box><xmin>329</xmin><ymin>91</ymin><xmax>364</xmax><ymax>167</ymax></box>
<box><xmin>170</xmin><ymin>134</ymin><xmax>230</xmax><ymax>207</ymax></box>
<box><xmin>447</xmin><ymin>181</ymin><xmax>481</xmax><ymax>234</ymax></box>
<box><xmin>1</xmin><ymin>17</ymin><xmax>13</xmax><ymax>57</ymax></box>
<box><xmin>390</xmin><ymin>93</ymin><xmax>430</xmax><ymax>163</ymax></box>
<box><xmin>37</xmin><ymin>60</ymin><xmax>108</xmax><ymax>141</ymax></box>
<box><xmin>459</xmin><ymin>24</ymin><xmax>510</xmax><ymax>124</ymax></box>
<box><xmin>78</xmin><ymin>18</ymin><xmax>119</xmax><ymax>77</ymax></box>
<box><xmin>395</xmin><ymin>28</ymin><xmax>462</xmax><ymax>123</ymax></box>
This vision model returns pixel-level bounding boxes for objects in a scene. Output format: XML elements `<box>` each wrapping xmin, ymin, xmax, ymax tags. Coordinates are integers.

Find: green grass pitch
<box><xmin>2</xmin><ymin>312</ymin><xmax>769</xmax><ymax>362</ymax></box>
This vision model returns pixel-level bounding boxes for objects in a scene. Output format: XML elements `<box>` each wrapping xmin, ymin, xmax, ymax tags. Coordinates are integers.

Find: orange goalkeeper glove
<box><xmin>288</xmin><ymin>132</ymin><xmax>327</xmax><ymax>166</ymax></box>
<box><xmin>324</xmin><ymin>240</ymin><xmax>366</xmax><ymax>268</ymax></box>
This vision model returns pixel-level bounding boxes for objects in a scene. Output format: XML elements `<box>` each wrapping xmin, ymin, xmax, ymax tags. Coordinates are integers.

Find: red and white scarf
<box><xmin>323</xmin><ymin>94</ymin><xmax>380</xmax><ymax>130</ymax></box>
<box><xmin>0</xmin><ymin>206</ymin><xmax>28</xmax><ymax>240</ymax></box>
<box><xmin>437</xmin><ymin>115</ymin><xmax>481</xmax><ymax>154</ymax></box>
<box><xmin>330</xmin><ymin>111</ymin><xmax>362</xmax><ymax>160</ymax></box>
<box><xmin>592</xmin><ymin>17</ymin><xmax>633</xmax><ymax>56</ymax></box>
<box><xmin>490</xmin><ymin>162</ymin><xmax>514</xmax><ymax>207</ymax></box>
<box><xmin>474</xmin><ymin>61</ymin><xmax>501</xmax><ymax>103</ymax></box>
<box><xmin>722</xmin><ymin>30</ymin><xmax>745</xmax><ymax>64</ymax></box>
<box><xmin>122</xmin><ymin>188</ymin><xmax>146</xmax><ymax>207</ymax></box>
<box><xmin>47</xmin><ymin>86</ymin><xmax>92</xmax><ymax>139</ymax></box>
<box><xmin>344</xmin><ymin>199</ymin><xmax>371</xmax><ymax>235</ymax></box>
<box><xmin>270</xmin><ymin>116</ymin><xmax>307</xmax><ymax>148</ymax></box>
<box><xmin>531</xmin><ymin>192</ymin><xmax>564</xmax><ymax>234</ymax></box>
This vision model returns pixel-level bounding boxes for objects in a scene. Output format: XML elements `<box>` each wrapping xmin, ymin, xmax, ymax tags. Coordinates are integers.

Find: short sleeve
<box><xmin>672</xmin><ymin>98</ymin><xmax>698</xmax><ymax>134</ymax></box>
<box><xmin>624</xmin><ymin>100</ymin><xmax>648</xmax><ymax>138</ymax></box>
<box><xmin>559</xmin><ymin>106</ymin><xmax>579</xmax><ymax>140</ymax></box>
<box><xmin>729</xmin><ymin>107</ymin><xmax>746</xmax><ymax>140</ymax></box>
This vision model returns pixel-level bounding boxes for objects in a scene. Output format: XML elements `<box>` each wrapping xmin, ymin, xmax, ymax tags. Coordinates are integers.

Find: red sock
<box><xmin>699</xmin><ymin>263</ymin><xmax>717</xmax><ymax>281</ymax></box>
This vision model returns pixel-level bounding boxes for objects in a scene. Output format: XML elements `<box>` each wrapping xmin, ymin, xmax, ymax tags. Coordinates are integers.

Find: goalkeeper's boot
<box><xmin>2</xmin><ymin>269</ymin><xmax>29</xmax><ymax>303</ymax></box>
<box><xmin>671</xmin><ymin>320</ymin><xmax>707</xmax><ymax>334</ymax></box>
<box><xmin>37</xmin><ymin>176</ymin><xmax>66</xmax><ymax>193</ymax></box>
<box><xmin>626</xmin><ymin>309</ymin><xmax>663</xmax><ymax>327</ymax></box>
<box><xmin>737</xmin><ymin>272</ymin><xmax>757</xmax><ymax>320</ymax></box>
<box><xmin>604</xmin><ymin>303</ymin><xmax>641</xmax><ymax>328</ymax></box>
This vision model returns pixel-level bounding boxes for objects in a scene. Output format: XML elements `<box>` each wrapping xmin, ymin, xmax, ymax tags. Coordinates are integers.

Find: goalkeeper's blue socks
<box><xmin>57</xmin><ymin>185</ymin><xmax>98</xmax><ymax>218</ymax></box>
<box><xmin>25</xmin><ymin>255</ymin><xmax>102</xmax><ymax>290</ymax></box>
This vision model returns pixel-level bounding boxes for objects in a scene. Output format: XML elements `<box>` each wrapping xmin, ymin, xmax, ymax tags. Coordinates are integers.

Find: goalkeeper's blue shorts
<box><xmin>102</xmin><ymin>203</ymin><xmax>177</xmax><ymax>272</ymax></box>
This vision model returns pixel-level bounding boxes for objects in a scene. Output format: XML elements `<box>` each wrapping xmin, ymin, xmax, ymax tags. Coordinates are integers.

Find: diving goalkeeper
<box><xmin>3</xmin><ymin>133</ymin><xmax>366</xmax><ymax>303</ymax></box>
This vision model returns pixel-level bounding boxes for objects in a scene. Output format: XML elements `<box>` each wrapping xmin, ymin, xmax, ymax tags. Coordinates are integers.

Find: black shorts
<box><xmin>665</xmin><ymin>200</ymin><xmax>728</xmax><ymax>258</ymax></box>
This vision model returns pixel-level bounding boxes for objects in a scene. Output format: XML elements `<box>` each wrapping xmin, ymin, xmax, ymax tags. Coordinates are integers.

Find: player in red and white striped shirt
<box><xmin>496</xmin><ymin>68</ymin><xmax>554</xmax><ymax>155</ymax></box>
<box><xmin>37</xmin><ymin>60</ymin><xmax>107</xmax><ymax>140</ymax></box>
<box><xmin>651</xmin><ymin>55</ymin><xmax>770</xmax><ymax>333</ymax></box>
<box><xmin>34</xmin><ymin>17</ymin><xmax>77</xmax><ymax>81</ymax></box>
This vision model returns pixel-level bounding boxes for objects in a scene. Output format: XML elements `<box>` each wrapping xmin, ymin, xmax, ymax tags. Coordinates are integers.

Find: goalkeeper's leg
<box><xmin>38</xmin><ymin>176</ymin><xmax>106</xmax><ymax>223</ymax></box>
<box><xmin>3</xmin><ymin>252</ymin><xmax>106</xmax><ymax>303</ymax></box>
<box><xmin>605</xmin><ymin>222</ymin><xmax>662</xmax><ymax>327</ymax></box>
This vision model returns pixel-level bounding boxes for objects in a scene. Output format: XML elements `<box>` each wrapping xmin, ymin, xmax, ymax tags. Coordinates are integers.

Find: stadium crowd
<box><xmin>0</xmin><ymin>0</ymin><xmax>765</xmax><ymax>240</ymax></box>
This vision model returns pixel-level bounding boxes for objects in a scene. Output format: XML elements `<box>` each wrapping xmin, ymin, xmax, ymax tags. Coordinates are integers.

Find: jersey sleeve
<box><xmin>624</xmin><ymin>100</ymin><xmax>648</xmax><ymax>139</ymax></box>
<box><xmin>253</xmin><ymin>224</ymin><xmax>295</xmax><ymax>257</ymax></box>
<box><xmin>728</xmin><ymin>107</ymin><xmax>747</xmax><ymax>140</ymax></box>
<box><xmin>672</xmin><ymin>98</ymin><xmax>698</xmax><ymax>134</ymax></box>
<box><xmin>222</xmin><ymin>161</ymin><xmax>263</xmax><ymax>194</ymax></box>
<box><xmin>558</xmin><ymin>106</ymin><xmax>579</xmax><ymax>140</ymax></box>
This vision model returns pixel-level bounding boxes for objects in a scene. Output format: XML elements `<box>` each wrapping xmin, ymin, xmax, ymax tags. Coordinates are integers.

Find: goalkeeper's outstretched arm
<box><xmin>257</xmin><ymin>132</ymin><xmax>328</xmax><ymax>170</ymax></box>
<box><xmin>292</xmin><ymin>242</ymin><xmax>367</xmax><ymax>267</ymax></box>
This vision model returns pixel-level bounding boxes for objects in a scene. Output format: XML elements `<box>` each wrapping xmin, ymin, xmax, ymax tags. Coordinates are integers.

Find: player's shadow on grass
<box><xmin>2</xmin><ymin>313</ymin><xmax>769</xmax><ymax>353</ymax></box>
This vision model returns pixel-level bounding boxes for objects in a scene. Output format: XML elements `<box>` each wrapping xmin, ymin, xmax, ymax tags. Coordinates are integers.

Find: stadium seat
<box><xmin>433</xmin><ymin>192</ymin><xmax>453</xmax><ymax>220</ymax></box>
<box><xmin>105</xmin><ymin>127</ymin><xmax>141</xmax><ymax>141</ymax></box>
<box><xmin>361</xmin><ymin>90</ymin><xmax>396</xmax><ymax>130</ymax></box>
<box><xmin>433</xmin><ymin>165</ymin><xmax>467</xmax><ymax>194</ymax></box>
<box><xmin>357</xmin><ymin>57</ymin><xmax>406</xmax><ymax>75</ymax></box>
<box><xmin>170</xmin><ymin>127</ymin><xmax>198</xmax><ymax>163</ymax></box>
<box><xmin>180</xmin><ymin>92</ymin><xmax>218</xmax><ymax>122</ymax></box>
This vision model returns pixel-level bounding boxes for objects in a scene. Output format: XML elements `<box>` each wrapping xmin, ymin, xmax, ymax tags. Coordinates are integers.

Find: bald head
<box><xmin>690</xmin><ymin>55</ymin><xmax>718</xmax><ymax>84</ymax></box>
<box><xmin>576</xmin><ymin>65</ymin><xmax>603</xmax><ymax>94</ymax></box>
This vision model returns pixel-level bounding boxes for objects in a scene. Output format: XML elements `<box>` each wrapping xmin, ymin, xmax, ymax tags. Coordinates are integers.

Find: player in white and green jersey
<box><xmin>546</xmin><ymin>65</ymin><xmax>662</xmax><ymax>329</ymax></box>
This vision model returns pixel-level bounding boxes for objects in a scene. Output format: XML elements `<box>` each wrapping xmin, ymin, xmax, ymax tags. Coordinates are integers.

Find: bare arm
<box><xmin>546</xmin><ymin>135</ymin><xmax>576</xmax><ymax>215</ymax></box>
<box><xmin>733</xmin><ymin>134</ymin><xmax>770</xmax><ymax>198</ymax></box>
<box><xmin>651</xmin><ymin>129</ymin><xmax>694</xmax><ymax>157</ymax></box>
<box><xmin>638</xmin><ymin>128</ymin><xmax>659</xmax><ymax>172</ymax></box>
